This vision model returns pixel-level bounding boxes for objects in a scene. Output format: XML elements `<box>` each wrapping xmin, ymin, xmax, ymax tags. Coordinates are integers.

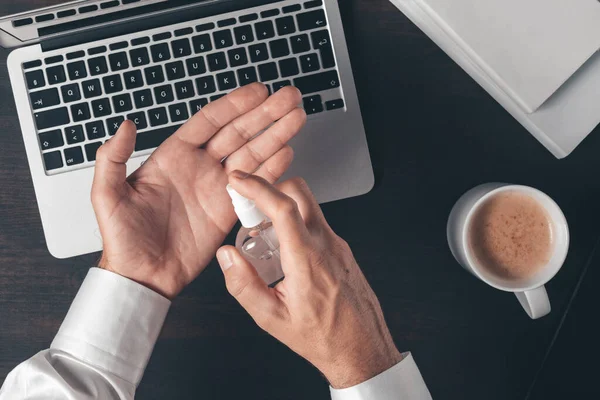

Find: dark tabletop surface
<box><xmin>1</xmin><ymin>1</ymin><xmax>599</xmax><ymax>399</ymax></box>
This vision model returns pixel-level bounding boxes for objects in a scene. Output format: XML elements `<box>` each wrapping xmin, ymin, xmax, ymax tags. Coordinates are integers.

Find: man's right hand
<box><xmin>217</xmin><ymin>172</ymin><xmax>402</xmax><ymax>389</ymax></box>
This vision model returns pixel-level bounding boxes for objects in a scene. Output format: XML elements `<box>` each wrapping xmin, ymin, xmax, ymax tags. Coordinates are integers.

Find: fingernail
<box><xmin>231</xmin><ymin>170</ymin><xmax>250</xmax><ymax>180</ymax></box>
<box><xmin>217</xmin><ymin>249</ymin><xmax>234</xmax><ymax>272</ymax></box>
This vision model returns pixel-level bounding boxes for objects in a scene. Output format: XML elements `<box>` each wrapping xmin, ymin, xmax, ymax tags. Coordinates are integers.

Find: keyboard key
<box><xmin>46</xmin><ymin>66</ymin><xmax>66</xmax><ymax>85</ymax></box>
<box><xmin>228</xmin><ymin>48</ymin><xmax>248</xmax><ymax>67</ymax></box>
<box><xmin>135</xmin><ymin>124</ymin><xmax>182</xmax><ymax>151</ymax></box>
<box><xmin>71</xmin><ymin>103</ymin><xmax>91</xmax><ymax>122</ymax></box>
<box><xmin>291</xmin><ymin>34</ymin><xmax>311</xmax><ymax>53</ymax></box>
<box><xmin>91</xmin><ymin>98</ymin><xmax>111</xmax><ymax>118</ymax></box>
<box><xmin>300</xmin><ymin>53</ymin><xmax>320</xmax><ymax>73</ymax></box>
<box><xmin>151</xmin><ymin>43</ymin><xmax>171</xmax><ymax>62</ymax></box>
<box><xmin>249</xmin><ymin>43</ymin><xmax>269</xmax><ymax>63</ymax></box>
<box><xmin>171</xmin><ymin>38</ymin><xmax>192</xmax><ymax>58</ymax></box>
<box><xmin>26</xmin><ymin>70</ymin><xmax>46</xmax><ymax>90</ymax></box>
<box><xmin>43</xmin><ymin>151</ymin><xmax>63</xmax><ymax>171</ymax></box>
<box><xmin>144</xmin><ymin>66</ymin><xmax>165</xmax><ymax>85</ymax></box>
<box><xmin>303</xmin><ymin>94</ymin><xmax>323</xmax><ymax>114</ymax></box>
<box><xmin>237</xmin><ymin>67</ymin><xmax>258</xmax><ymax>86</ymax></box>
<box><xmin>255</xmin><ymin>21</ymin><xmax>275</xmax><ymax>40</ymax></box>
<box><xmin>189</xmin><ymin>98</ymin><xmax>208</xmax><ymax>114</ymax></box>
<box><xmin>218</xmin><ymin>18</ymin><xmax>236</xmax><ymax>27</ymax></box>
<box><xmin>214</xmin><ymin>30</ymin><xmax>234</xmax><ymax>49</ymax></box>
<box><xmin>86</xmin><ymin>121</ymin><xmax>106</xmax><ymax>140</ymax></box>
<box><xmin>39</xmin><ymin>129</ymin><xmax>64</xmax><ymax>150</ymax></box>
<box><xmin>88</xmin><ymin>56</ymin><xmax>109</xmax><ymax>76</ymax></box>
<box><xmin>217</xmin><ymin>71</ymin><xmax>237</xmax><ymax>91</ymax></box>
<box><xmin>131</xmin><ymin>37</ymin><xmax>150</xmax><ymax>46</ymax></box>
<box><xmin>124</xmin><ymin>70</ymin><xmax>144</xmax><ymax>89</ymax></box>
<box><xmin>261</xmin><ymin>9</ymin><xmax>280</xmax><ymax>18</ymax></box>
<box><xmin>293</xmin><ymin>70</ymin><xmax>339</xmax><ymax>94</ymax></box>
<box><xmin>109</xmin><ymin>52</ymin><xmax>129</xmax><ymax>72</ymax></box>
<box><xmin>148</xmin><ymin>107</ymin><xmax>169</xmax><ymax>127</ymax></box>
<box><xmin>88</xmin><ymin>46</ymin><xmax>107</xmax><ymax>55</ymax></box>
<box><xmin>67</xmin><ymin>61</ymin><xmax>87</xmax><ymax>80</ymax></box>
<box><xmin>85</xmin><ymin>142</ymin><xmax>102</xmax><ymax>162</ymax></box>
<box><xmin>186</xmin><ymin>56</ymin><xmax>206</xmax><ymax>76</ymax></box>
<box><xmin>196</xmin><ymin>22</ymin><xmax>215</xmax><ymax>32</ymax></box>
<box><xmin>234</xmin><ymin>25</ymin><xmax>254</xmax><ymax>45</ymax></box>
<box><xmin>297</xmin><ymin>9</ymin><xmax>327</xmax><ymax>31</ymax></box>
<box><xmin>107</xmin><ymin>116</ymin><xmax>125</xmax><ymax>135</ymax></box>
<box><xmin>64</xmin><ymin>146</ymin><xmax>84</xmax><ymax>166</ymax></box>
<box><xmin>169</xmin><ymin>103</ymin><xmax>190</xmax><ymax>122</ymax></box>
<box><xmin>192</xmin><ymin>34</ymin><xmax>213</xmax><ymax>53</ymax></box>
<box><xmin>133</xmin><ymin>89</ymin><xmax>154</xmax><ymax>108</ymax></box>
<box><xmin>175</xmin><ymin>80</ymin><xmax>195</xmax><ymax>100</ymax></box>
<box><xmin>65</xmin><ymin>125</ymin><xmax>85</xmax><ymax>144</ymax></box>
<box><xmin>196</xmin><ymin>76</ymin><xmax>216</xmax><ymax>95</ymax></box>
<box><xmin>311</xmin><ymin>30</ymin><xmax>335</xmax><ymax>68</ymax></box>
<box><xmin>45</xmin><ymin>55</ymin><xmax>64</xmax><ymax>65</ymax></box>
<box><xmin>269</xmin><ymin>39</ymin><xmax>290</xmax><ymax>58</ymax></box>
<box><xmin>258</xmin><ymin>62</ymin><xmax>279</xmax><ymax>81</ymax></box>
<box><xmin>279</xmin><ymin>58</ymin><xmax>299</xmax><ymax>77</ymax></box>
<box><xmin>325</xmin><ymin>99</ymin><xmax>344</xmax><ymax>110</ymax></box>
<box><xmin>23</xmin><ymin>60</ymin><xmax>42</xmax><ymax>69</ymax></box>
<box><xmin>175</xmin><ymin>27</ymin><xmax>194</xmax><ymax>37</ymax></box>
<box><xmin>30</xmin><ymin>88</ymin><xmax>60</xmax><ymax>110</ymax></box>
<box><xmin>35</xmin><ymin>107</ymin><xmax>70</xmax><ymax>130</ymax></box>
<box><xmin>127</xmin><ymin>112</ymin><xmax>148</xmax><ymax>130</ymax></box>
<box><xmin>82</xmin><ymin>79</ymin><xmax>102</xmax><ymax>98</ymax></box>
<box><xmin>113</xmin><ymin>93</ymin><xmax>133</xmax><ymax>113</ymax></box>
<box><xmin>211</xmin><ymin>94</ymin><xmax>226</xmax><ymax>102</ymax></box>
<box><xmin>154</xmin><ymin>85</ymin><xmax>174</xmax><ymax>104</ymax></box>
<box><xmin>276</xmin><ymin>16</ymin><xmax>296</xmax><ymax>36</ymax></box>
<box><xmin>103</xmin><ymin>75</ymin><xmax>123</xmax><ymax>94</ymax></box>
<box><xmin>166</xmin><ymin>61</ymin><xmax>186</xmax><ymax>80</ymax></box>
<box><xmin>130</xmin><ymin>47</ymin><xmax>150</xmax><ymax>67</ymax></box>
<box><xmin>153</xmin><ymin>32</ymin><xmax>172</xmax><ymax>42</ymax></box>
<box><xmin>283</xmin><ymin>4</ymin><xmax>302</xmax><ymax>13</ymax></box>
<box><xmin>273</xmin><ymin>80</ymin><xmax>291</xmax><ymax>91</ymax></box>
<box><xmin>239</xmin><ymin>13</ymin><xmax>258</xmax><ymax>23</ymax></box>
<box><xmin>305</xmin><ymin>0</ymin><xmax>323</xmax><ymax>8</ymax></box>
<box><xmin>207</xmin><ymin>52</ymin><xmax>228</xmax><ymax>72</ymax></box>
<box><xmin>61</xmin><ymin>83</ymin><xmax>81</xmax><ymax>103</ymax></box>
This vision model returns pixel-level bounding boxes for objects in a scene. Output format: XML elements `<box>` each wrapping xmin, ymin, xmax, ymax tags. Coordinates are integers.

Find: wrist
<box><xmin>98</xmin><ymin>255</ymin><xmax>182</xmax><ymax>300</ymax></box>
<box><xmin>321</xmin><ymin>344</ymin><xmax>403</xmax><ymax>389</ymax></box>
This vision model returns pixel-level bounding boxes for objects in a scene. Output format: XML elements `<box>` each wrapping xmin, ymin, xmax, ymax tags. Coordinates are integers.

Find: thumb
<box><xmin>217</xmin><ymin>246</ymin><xmax>286</xmax><ymax>330</ymax></box>
<box><xmin>91</xmin><ymin>120</ymin><xmax>136</xmax><ymax>210</ymax></box>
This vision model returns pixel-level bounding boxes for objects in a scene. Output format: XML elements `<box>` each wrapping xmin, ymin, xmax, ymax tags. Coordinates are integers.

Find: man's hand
<box><xmin>216</xmin><ymin>173</ymin><xmax>402</xmax><ymax>389</ymax></box>
<box><xmin>91</xmin><ymin>84</ymin><xmax>306</xmax><ymax>299</ymax></box>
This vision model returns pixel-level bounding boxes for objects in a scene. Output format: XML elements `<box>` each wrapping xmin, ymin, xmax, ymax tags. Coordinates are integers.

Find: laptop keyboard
<box><xmin>21</xmin><ymin>0</ymin><xmax>346</xmax><ymax>174</ymax></box>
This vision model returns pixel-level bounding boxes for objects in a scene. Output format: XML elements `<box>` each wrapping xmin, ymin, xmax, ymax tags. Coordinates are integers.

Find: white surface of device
<box><xmin>6</xmin><ymin>0</ymin><xmax>374</xmax><ymax>258</ymax></box>
<box><xmin>390</xmin><ymin>0</ymin><xmax>600</xmax><ymax>158</ymax></box>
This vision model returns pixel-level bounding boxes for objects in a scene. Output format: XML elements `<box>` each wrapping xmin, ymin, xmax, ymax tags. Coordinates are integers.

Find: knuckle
<box><xmin>275</xmin><ymin>197</ymin><xmax>298</xmax><ymax>218</ymax></box>
<box><xmin>226</xmin><ymin>275</ymin><xmax>250</xmax><ymax>299</ymax></box>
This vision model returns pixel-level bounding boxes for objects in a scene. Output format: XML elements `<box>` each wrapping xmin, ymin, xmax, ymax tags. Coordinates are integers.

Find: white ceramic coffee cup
<box><xmin>447</xmin><ymin>184</ymin><xmax>569</xmax><ymax>319</ymax></box>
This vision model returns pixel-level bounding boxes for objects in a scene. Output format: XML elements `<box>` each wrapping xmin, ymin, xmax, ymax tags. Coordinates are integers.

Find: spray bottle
<box><xmin>227</xmin><ymin>185</ymin><xmax>283</xmax><ymax>285</ymax></box>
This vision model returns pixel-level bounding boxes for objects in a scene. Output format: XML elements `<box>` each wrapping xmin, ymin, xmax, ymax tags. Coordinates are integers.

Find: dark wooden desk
<box><xmin>1</xmin><ymin>1</ymin><xmax>599</xmax><ymax>399</ymax></box>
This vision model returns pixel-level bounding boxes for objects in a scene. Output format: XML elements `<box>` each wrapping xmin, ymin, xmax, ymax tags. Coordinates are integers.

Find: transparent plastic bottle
<box><xmin>227</xmin><ymin>185</ymin><xmax>283</xmax><ymax>285</ymax></box>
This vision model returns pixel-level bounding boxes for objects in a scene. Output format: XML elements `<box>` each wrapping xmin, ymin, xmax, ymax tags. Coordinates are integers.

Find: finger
<box><xmin>252</xmin><ymin>145</ymin><xmax>294</xmax><ymax>184</ymax></box>
<box><xmin>217</xmin><ymin>246</ymin><xmax>286</xmax><ymax>330</ymax></box>
<box><xmin>204</xmin><ymin>86</ymin><xmax>302</xmax><ymax>161</ymax></box>
<box><xmin>91</xmin><ymin>120</ymin><xmax>136</xmax><ymax>208</ymax></box>
<box><xmin>276</xmin><ymin>177</ymin><xmax>328</xmax><ymax>234</ymax></box>
<box><xmin>228</xmin><ymin>172</ymin><xmax>312</xmax><ymax>247</ymax></box>
<box><xmin>174</xmin><ymin>83</ymin><xmax>268</xmax><ymax>147</ymax></box>
<box><xmin>224</xmin><ymin>107</ymin><xmax>306</xmax><ymax>174</ymax></box>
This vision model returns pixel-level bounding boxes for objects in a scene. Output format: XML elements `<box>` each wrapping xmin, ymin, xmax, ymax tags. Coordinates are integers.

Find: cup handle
<box><xmin>515</xmin><ymin>286</ymin><xmax>551</xmax><ymax>319</ymax></box>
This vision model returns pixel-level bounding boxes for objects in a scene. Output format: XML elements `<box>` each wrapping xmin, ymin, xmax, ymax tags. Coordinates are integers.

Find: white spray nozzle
<box><xmin>227</xmin><ymin>184</ymin><xmax>267</xmax><ymax>228</ymax></box>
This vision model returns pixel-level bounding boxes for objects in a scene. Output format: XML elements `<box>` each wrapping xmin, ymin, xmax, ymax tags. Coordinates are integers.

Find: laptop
<box><xmin>0</xmin><ymin>0</ymin><xmax>374</xmax><ymax>258</ymax></box>
<box><xmin>391</xmin><ymin>0</ymin><xmax>600</xmax><ymax>158</ymax></box>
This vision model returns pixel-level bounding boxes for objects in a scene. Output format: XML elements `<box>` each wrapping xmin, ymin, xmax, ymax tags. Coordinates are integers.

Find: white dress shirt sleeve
<box><xmin>329</xmin><ymin>353</ymin><xmax>432</xmax><ymax>400</ymax></box>
<box><xmin>0</xmin><ymin>268</ymin><xmax>170</xmax><ymax>400</ymax></box>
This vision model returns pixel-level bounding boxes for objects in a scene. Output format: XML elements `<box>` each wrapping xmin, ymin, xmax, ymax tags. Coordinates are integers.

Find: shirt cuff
<box><xmin>51</xmin><ymin>268</ymin><xmax>171</xmax><ymax>386</ymax></box>
<box><xmin>330</xmin><ymin>353</ymin><xmax>432</xmax><ymax>400</ymax></box>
